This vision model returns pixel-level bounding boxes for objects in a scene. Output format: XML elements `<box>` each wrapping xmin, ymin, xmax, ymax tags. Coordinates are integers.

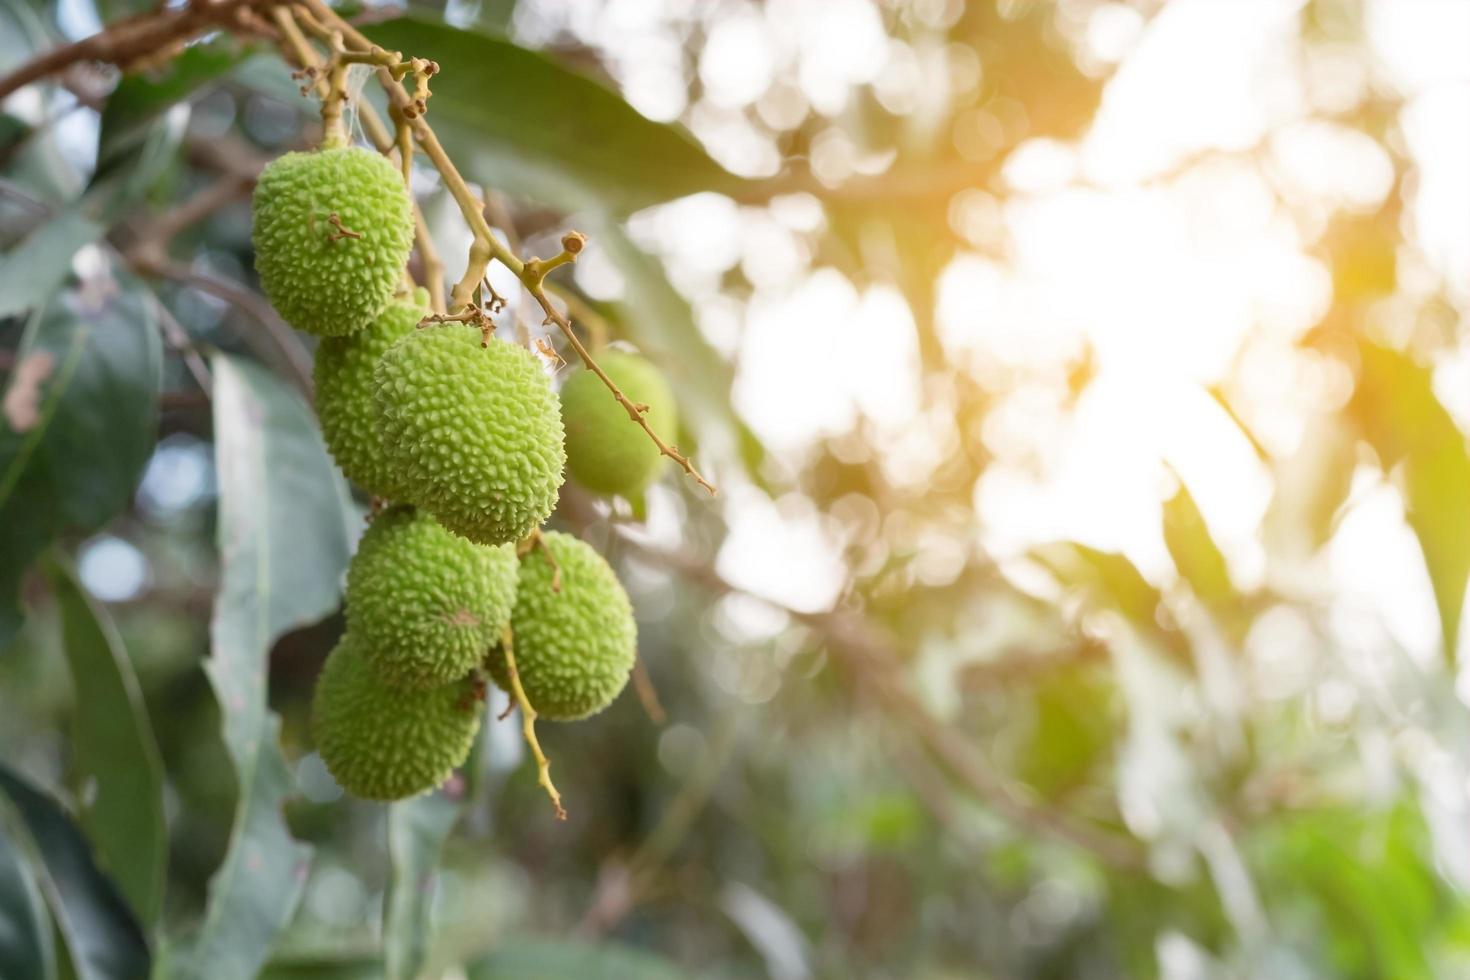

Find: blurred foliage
<box><xmin>2</xmin><ymin>0</ymin><xmax>1469</xmax><ymax>978</ymax></box>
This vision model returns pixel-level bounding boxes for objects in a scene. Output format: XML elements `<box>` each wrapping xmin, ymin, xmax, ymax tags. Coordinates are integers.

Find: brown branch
<box><xmin>0</xmin><ymin>0</ymin><xmax>283</xmax><ymax>101</ymax></box>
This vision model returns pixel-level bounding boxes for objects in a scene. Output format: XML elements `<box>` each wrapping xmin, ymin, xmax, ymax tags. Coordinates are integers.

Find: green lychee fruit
<box><xmin>560</xmin><ymin>352</ymin><xmax>678</xmax><ymax>498</ymax></box>
<box><xmin>252</xmin><ymin>146</ymin><xmax>414</xmax><ymax>336</ymax></box>
<box><xmin>311</xmin><ymin>634</ymin><xmax>481</xmax><ymax>801</ymax></box>
<box><xmin>487</xmin><ymin>531</ymin><xmax>636</xmax><ymax>721</ymax></box>
<box><xmin>375</xmin><ymin>326</ymin><xmax>565</xmax><ymax>545</ymax></box>
<box><xmin>346</xmin><ymin>505</ymin><xmax>518</xmax><ymax>688</ymax></box>
<box><xmin>314</xmin><ymin>289</ymin><xmax>426</xmax><ymax>499</ymax></box>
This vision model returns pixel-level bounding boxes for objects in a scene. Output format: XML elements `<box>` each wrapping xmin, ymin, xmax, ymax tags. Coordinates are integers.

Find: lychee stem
<box><xmin>499</xmin><ymin>624</ymin><xmax>567</xmax><ymax>821</ymax></box>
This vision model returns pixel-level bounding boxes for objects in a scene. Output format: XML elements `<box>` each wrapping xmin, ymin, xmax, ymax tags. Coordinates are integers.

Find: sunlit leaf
<box><xmin>0</xmin><ymin>816</ymin><xmax>56</xmax><ymax>980</ymax></box>
<box><xmin>165</xmin><ymin>355</ymin><xmax>357</xmax><ymax>980</ymax></box>
<box><xmin>384</xmin><ymin>792</ymin><xmax>461</xmax><ymax>980</ymax></box>
<box><xmin>0</xmin><ymin>766</ymin><xmax>150</xmax><ymax>980</ymax></box>
<box><xmin>362</xmin><ymin>17</ymin><xmax>752</xmax><ymax>213</ymax></box>
<box><xmin>0</xmin><ymin>273</ymin><xmax>161</xmax><ymax>651</ymax></box>
<box><xmin>43</xmin><ymin>556</ymin><xmax>166</xmax><ymax>926</ymax></box>
<box><xmin>1350</xmin><ymin>341</ymin><xmax>1470</xmax><ymax>664</ymax></box>
<box><xmin>1162</xmin><ymin>479</ymin><xmax>1234</xmax><ymax>607</ymax></box>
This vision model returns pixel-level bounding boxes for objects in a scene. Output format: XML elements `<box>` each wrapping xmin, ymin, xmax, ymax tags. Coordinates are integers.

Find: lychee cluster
<box><xmin>251</xmin><ymin>135</ymin><xmax>674</xmax><ymax>804</ymax></box>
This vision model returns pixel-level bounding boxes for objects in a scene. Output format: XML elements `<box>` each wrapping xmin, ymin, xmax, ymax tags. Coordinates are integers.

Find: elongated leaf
<box><xmin>363</xmin><ymin>17</ymin><xmax>750</xmax><ymax>213</ymax></box>
<box><xmin>0</xmin><ymin>273</ymin><xmax>162</xmax><ymax>651</ymax></box>
<box><xmin>43</xmin><ymin>557</ymin><xmax>165</xmax><ymax>926</ymax></box>
<box><xmin>167</xmin><ymin>355</ymin><xmax>356</xmax><ymax>980</ymax></box>
<box><xmin>384</xmin><ymin>794</ymin><xmax>460</xmax><ymax>980</ymax></box>
<box><xmin>1350</xmin><ymin>341</ymin><xmax>1470</xmax><ymax>664</ymax></box>
<box><xmin>95</xmin><ymin>40</ymin><xmax>246</xmax><ymax>180</ymax></box>
<box><xmin>466</xmin><ymin>940</ymin><xmax>685</xmax><ymax>980</ymax></box>
<box><xmin>0</xmin><ymin>766</ymin><xmax>149</xmax><ymax>980</ymax></box>
<box><xmin>0</xmin><ymin>210</ymin><xmax>103</xmax><ymax>320</ymax></box>
<box><xmin>1162</xmin><ymin>479</ymin><xmax>1233</xmax><ymax>607</ymax></box>
<box><xmin>0</xmin><ymin>815</ymin><xmax>56</xmax><ymax>980</ymax></box>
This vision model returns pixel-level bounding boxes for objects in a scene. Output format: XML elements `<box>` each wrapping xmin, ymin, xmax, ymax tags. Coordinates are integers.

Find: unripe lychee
<box><xmin>487</xmin><ymin>531</ymin><xmax>636</xmax><ymax>721</ymax></box>
<box><xmin>375</xmin><ymin>326</ymin><xmax>565</xmax><ymax>545</ymax></box>
<box><xmin>560</xmin><ymin>352</ymin><xmax>678</xmax><ymax>498</ymax></box>
<box><xmin>314</xmin><ymin>290</ymin><xmax>426</xmax><ymax>499</ymax></box>
<box><xmin>311</xmin><ymin>634</ymin><xmax>481</xmax><ymax>801</ymax></box>
<box><xmin>252</xmin><ymin>146</ymin><xmax>414</xmax><ymax>336</ymax></box>
<box><xmin>346</xmin><ymin>505</ymin><xmax>518</xmax><ymax>688</ymax></box>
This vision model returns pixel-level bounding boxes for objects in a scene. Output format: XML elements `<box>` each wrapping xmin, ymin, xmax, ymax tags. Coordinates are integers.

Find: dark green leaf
<box><xmin>0</xmin><ymin>272</ymin><xmax>162</xmax><ymax>651</ymax></box>
<box><xmin>0</xmin><ymin>815</ymin><xmax>56</xmax><ymax>980</ymax></box>
<box><xmin>363</xmin><ymin>17</ymin><xmax>751</xmax><ymax>213</ymax></box>
<box><xmin>43</xmin><ymin>557</ymin><xmax>166</xmax><ymax>926</ymax></box>
<box><xmin>0</xmin><ymin>210</ymin><xmax>104</xmax><ymax>320</ymax></box>
<box><xmin>1162</xmin><ymin>479</ymin><xmax>1234</xmax><ymax>607</ymax></box>
<box><xmin>466</xmin><ymin>940</ymin><xmax>685</xmax><ymax>980</ymax></box>
<box><xmin>0</xmin><ymin>766</ymin><xmax>150</xmax><ymax>980</ymax></box>
<box><xmin>1350</xmin><ymin>341</ymin><xmax>1470</xmax><ymax>664</ymax></box>
<box><xmin>166</xmin><ymin>355</ymin><xmax>357</xmax><ymax>980</ymax></box>
<box><xmin>95</xmin><ymin>40</ymin><xmax>247</xmax><ymax>177</ymax></box>
<box><xmin>258</xmin><ymin>955</ymin><xmax>383</xmax><ymax>980</ymax></box>
<box><xmin>384</xmin><ymin>793</ymin><xmax>460</xmax><ymax>980</ymax></box>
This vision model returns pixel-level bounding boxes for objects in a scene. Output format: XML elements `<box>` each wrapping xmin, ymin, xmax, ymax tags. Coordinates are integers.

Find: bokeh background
<box><xmin>3</xmin><ymin>0</ymin><xmax>1469</xmax><ymax>977</ymax></box>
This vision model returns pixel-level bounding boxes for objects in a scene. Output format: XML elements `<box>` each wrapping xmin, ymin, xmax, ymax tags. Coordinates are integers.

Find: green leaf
<box><xmin>259</xmin><ymin>955</ymin><xmax>383</xmax><ymax>980</ymax></box>
<box><xmin>95</xmin><ymin>40</ymin><xmax>247</xmax><ymax>177</ymax></box>
<box><xmin>1350</xmin><ymin>341</ymin><xmax>1470</xmax><ymax>664</ymax></box>
<box><xmin>384</xmin><ymin>793</ymin><xmax>460</xmax><ymax>980</ymax></box>
<box><xmin>42</xmin><ymin>556</ymin><xmax>166</xmax><ymax>927</ymax></box>
<box><xmin>0</xmin><ymin>765</ymin><xmax>150</xmax><ymax>980</ymax></box>
<box><xmin>0</xmin><ymin>210</ymin><xmax>104</xmax><ymax>320</ymax></box>
<box><xmin>0</xmin><ymin>273</ymin><xmax>162</xmax><ymax>651</ymax></box>
<box><xmin>1162</xmin><ymin>478</ymin><xmax>1234</xmax><ymax>607</ymax></box>
<box><xmin>165</xmin><ymin>355</ymin><xmax>357</xmax><ymax>980</ymax></box>
<box><xmin>362</xmin><ymin>17</ymin><xmax>751</xmax><ymax>213</ymax></box>
<box><xmin>465</xmin><ymin>940</ymin><xmax>685</xmax><ymax>980</ymax></box>
<box><xmin>0</xmin><ymin>814</ymin><xmax>56</xmax><ymax>980</ymax></box>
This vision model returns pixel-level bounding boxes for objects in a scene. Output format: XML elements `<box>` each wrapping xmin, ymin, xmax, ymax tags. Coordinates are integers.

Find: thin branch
<box><xmin>0</xmin><ymin>0</ymin><xmax>283</xmax><ymax>101</ymax></box>
<box><xmin>498</xmin><ymin>624</ymin><xmax>566</xmax><ymax>821</ymax></box>
<box><xmin>136</xmin><ymin>255</ymin><xmax>313</xmax><ymax>396</ymax></box>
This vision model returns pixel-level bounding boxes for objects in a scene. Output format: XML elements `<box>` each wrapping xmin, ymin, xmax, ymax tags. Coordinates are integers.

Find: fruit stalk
<box><xmin>500</xmin><ymin>625</ymin><xmax>566</xmax><ymax>820</ymax></box>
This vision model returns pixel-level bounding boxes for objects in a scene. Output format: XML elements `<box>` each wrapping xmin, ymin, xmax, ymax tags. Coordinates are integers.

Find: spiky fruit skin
<box><xmin>314</xmin><ymin>291</ymin><xmax>426</xmax><ymax>498</ymax></box>
<box><xmin>375</xmin><ymin>326</ymin><xmax>565</xmax><ymax>545</ymax></box>
<box><xmin>487</xmin><ymin>531</ymin><xmax>636</xmax><ymax>721</ymax></box>
<box><xmin>252</xmin><ymin>146</ymin><xmax>414</xmax><ymax>336</ymax></box>
<box><xmin>560</xmin><ymin>352</ymin><xmax>678</xmax><ymax>497</ymax></box>
<box><xmin>346</xmin><ymin>505</ymin><xmax>518</xmax><ymax>688</ymax></box>
<box><xmin>311</xmin><ymin>634</ymin><xmax>481</xmax><ymax>801</ymax></box>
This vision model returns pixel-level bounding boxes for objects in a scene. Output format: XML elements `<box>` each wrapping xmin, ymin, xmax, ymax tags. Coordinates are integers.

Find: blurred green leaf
<box><xmin>0</xmin><ymin>816</ymin><xmax>56</xmax><ymax>980</ymax></box>
<box><xmin>1015</xmin><ymin>665</ymin><xmax>1116</xmax><ymax>800</ymax></box>
<box><xmin>1263</xmin><ymin>411</ymin><xmax>1356</xmax><ymax>558</ymax></box>
<box><xmin>0</xmin><ymin>209</ymin><xmax>103</xmax><ymax>320</ymax></box>
<box><xmin>166</xmin><ymin>355</ymin><xmax>357</xmax><ymax>980</ymax></box>
<box><xmin>1350</xmin><ymin>341</ymin><xmax>1470</xmax><ymax>664</ymax></box>
<box><xmin>1162</xmin><ymin>479</ymin><xmax>1234</xmax><ymax>607</ymax></box>
<box><xmin>362</xmin><ymin>17</ymin><xmax>751</xmax><ymax>213</ymax></box>
<box><xmin>384</xmin><ymin>793</ymin><xmax>460</xmax><ymax>980</ymax></box>
<box><xmin>0</xmin><ymin>766</ymin><xmax>150</xmax><ymax>980</ymax></box>
<box><xmin>259</xmin><ymin>955</ymin><xmax>383</xmax><ymax>980</ymax></box>
<box><xmin>0</xmin><ymin>273</ymin><xmax>161</xmax><ymax>651</ymax></box>
<box><xmin>466</xmin><ymin>940</ymin><xmax>685</xmax><ymax>980</ymax></box>
<box><xmin>95</xmin><ymin>40</ymin><xmax>246</xmax><ymax>181</ymax></box>
<box><xmin>43</xmin><ymin>556</ymin><xmax>165</xmax><ymax>927</ymax></box>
